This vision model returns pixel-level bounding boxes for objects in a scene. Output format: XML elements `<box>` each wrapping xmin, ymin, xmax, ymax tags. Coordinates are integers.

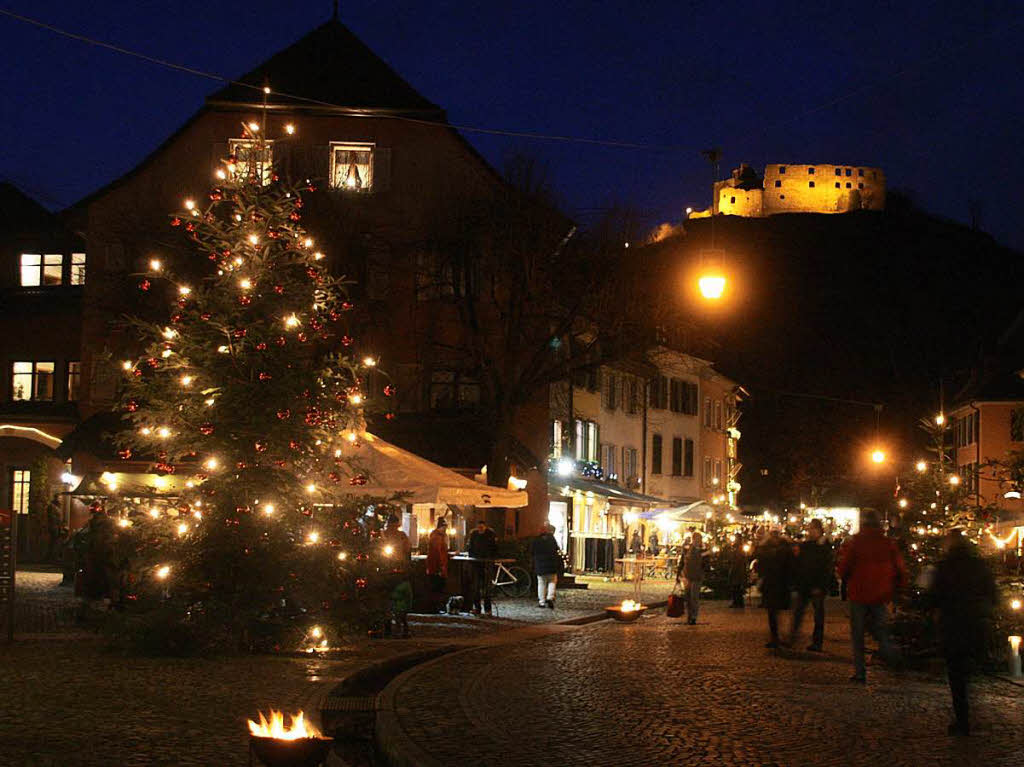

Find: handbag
<box><xmin>667</xmin><ymin>581</ymin><xmax>686</xmax><ymax>618</ymax></box>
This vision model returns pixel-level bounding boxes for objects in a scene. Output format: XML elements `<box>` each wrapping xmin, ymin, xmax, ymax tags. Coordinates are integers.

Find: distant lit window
<box><xmin>846</xmin><ymin>182</ymin><xmax>852</xmax><ymax>189</ymax></box>
<box><xmin>228</xmin><ymin>139</ymin><xmax>274</xmax><ymax>185</ymax></box>
<box><xmin>808</xmin><ymin>181</ymin><xmax>815</xmax><ymax>188</ymax></box>
<box><xmin>807</xmin><ymin>167</ymin><xmax>815</xmax><ymax>174</ymax></box>
<box><xmin>67</xmin><ymin>361</ymin><xmax>81</xmax><ymax>401</ymax></box>
<box><xmin>20</xmin><ymin>254</ymin><xmax>41</xmax><ymax>286</ymax></box>
<box><xmin>730</xmin><ymin>196</ymin><xmax>736</xmax><ymax>204</ymax></box>
<box><xmin>835</xmin><ymin>182</ymin><xmax>841</xmax><ymax>188</ymax></box>
<box><xmin>835</xmin><ymin>168</ymin><xmax>842</xmax><ymax>176</ymax></box>
<box><xmin>846</xmin><ymin>168</ymin><xmax>852</xmax><ymax>176</ymax></box>
<box><xmin>775</xmin><ymin>180</ymin><xmax>782</xmax><ymax>188</ymax></box>
<box><xmin>858</xmin><ymin>183</ymin><xmax>864</xmax><ymax>189</ymax></box>
<box><xmin>12</xmin><ymin>361</ymin><xmax>55</xmax><ymax>401</ymax></box>
<box><xmin>779</xmin><ymin>166</ymin><xmax>786</xmax><ymax>173</ymax></box>
<box><xmin>330</xmin><ymin>142</ymin><xmax>374</xmax><ymax>192</ymax></box>
<box><xmin>10</xmin><ymin>468</ymin><xmax>30</xmax><ymax>514</ymax></box>
<box><xmin>859</xmin><ymin>168</ymin><xmax>864</xmax><ymax>176</ymax></box>
<box><xmin>70</xmin><ymin>253</ymin><xmax>86</xmax><ymax>285</ymax></box>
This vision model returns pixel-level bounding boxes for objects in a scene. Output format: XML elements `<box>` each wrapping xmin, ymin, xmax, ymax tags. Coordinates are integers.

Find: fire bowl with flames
<box><xmin>248</xmin><ymin>709</ymin><xmax>333</xmax><ymax>767</ymax></box>
<box><xmin>605</xmin><ymin>599</ymin><xmax>647</xmax><ymax>622</ymax></box>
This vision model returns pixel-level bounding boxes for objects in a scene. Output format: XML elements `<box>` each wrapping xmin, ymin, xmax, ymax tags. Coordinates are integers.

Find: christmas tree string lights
<box><xmin>101</xmin><ymin>120</ymin><xmax>400</xmax><ymax>648</ymax></box>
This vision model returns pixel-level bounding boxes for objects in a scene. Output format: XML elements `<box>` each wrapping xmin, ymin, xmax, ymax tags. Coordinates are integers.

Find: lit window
<box><xmin>846</xmin><ymin>182</ymin><xmax>852</xmax><ymax>188</ymax></box>
<box><xmin>228</xmin><ymin>139</ymin><xmax>274</xmax><ymax>185</ymax></box>
<box><xmin>43</xmin><ymin>255</ymin><xmax>62</xmax><ymax>285</ymax></box>
<box><xmin>10</xmin><ymin>468</ymin><xmax>31</xmax><ymax>514</ymax></box>
<box><xmin>858</xmin><ymin>168</ymin><xmax>864</xmax><ymax>176</ymax></box>
<box><xmin>12</xmin><ymin>361</ymin><xmax>55</xmax><ymax>401</ymax></box>
<box><xmin>70</xmin><ymin>253</ymin><xmax>86</xmax><ymax>285</ymax></box>
<box><xmin>20</xmin><ymin>254</ymin><xmax>41</xmax><ymax>286</ymax></box>
<box><xmin>330</xmin><ymin>142</ymin><xmax>374</xmax><ymax>191</ymax></box>
<box><xmin>67</xmin><ymin>361</ymin><xmax>81</xmax><ymax>401</ymax></box>
<box><xmin>552</xmin><ymin>420</ymin><xmax>563</xmax><ymax>457</ymax></box>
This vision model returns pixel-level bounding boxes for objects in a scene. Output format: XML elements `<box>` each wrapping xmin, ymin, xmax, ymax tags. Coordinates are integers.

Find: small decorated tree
<box><xmin>107</xmin><ymin>126</ymin><xmax>397</xmax><ymax>650</ymax></box>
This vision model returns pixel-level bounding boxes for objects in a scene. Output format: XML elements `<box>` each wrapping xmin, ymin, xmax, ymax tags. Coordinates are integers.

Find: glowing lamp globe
<box><xmin>870</xmin><ymin>449</ymin><xmax>886</xmax><ymax>464</ymax></box>
<box><xmin>698</xmin><ymin>274</ymin><xmax>726</xmax><ymax>300</ymax></box>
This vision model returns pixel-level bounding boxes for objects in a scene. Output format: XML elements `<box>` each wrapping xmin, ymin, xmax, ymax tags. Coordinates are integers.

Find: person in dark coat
<box><xmin>531</xmin><ymin>524</ymin><xmax>562</xmax><ymax>608</ymax></box>
<box><xmin>926</xmin><ymin>529</ymin><xmax>997</xmax><ymax>736</ymax></box>
<box><xmin>727</xmin><ymin>538</ymin><xmax>749</xmax><ymax>608</ymax></box>
<box><xmin>466</xmin><ymin>519</ymin><xmax>498</xmax><ymax>615</ymax></box>
<box><xmin>755</xmin><ymin>529</ymin><xmax>793</xmax><ymax>648</ymax></box>
<box><xmin>630</xmin><ymin>529</ymin><xmax>643</xmax><ymax>555</ymax></box>
<box><xmin>790</xmin><ymin>518</ymin><xmax>833</xmax><ymax>651</ymax></box>
<box><xmin>648</xmin><ymin>532</ymin><xmax>660</xmax><ymax>557</ymax></box>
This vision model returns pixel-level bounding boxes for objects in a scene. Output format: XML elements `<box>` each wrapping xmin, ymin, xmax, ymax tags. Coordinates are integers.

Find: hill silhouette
<box><xmin>641</xmin><ymin>205</ymin><xmax>1023</xmax><ymax>507</ymax></box>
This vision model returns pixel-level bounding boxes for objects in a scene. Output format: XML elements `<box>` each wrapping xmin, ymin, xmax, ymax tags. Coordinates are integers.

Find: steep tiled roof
<box><xmin>207</xmin><ymin>19</ymin><xmax>443</xmax><ymax>115</ymax></box>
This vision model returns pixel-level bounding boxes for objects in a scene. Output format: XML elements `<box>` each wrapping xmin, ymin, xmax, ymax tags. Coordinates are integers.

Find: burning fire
<box><xmin>247</xmin><ymin>710</ymin><xmax>322</xmax><ymax>740</ymax></box>
<box><xmin>620</xmin><ymin>599</ymin><xmax>640</xmax><ymax>613</ymax></box>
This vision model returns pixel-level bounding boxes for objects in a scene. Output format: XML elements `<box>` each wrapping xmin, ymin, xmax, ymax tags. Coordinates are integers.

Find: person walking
<box><xmin>926</xmin><ymin>528</ymin><xmax>997</xmax><ymax>736</ymax></box>
<box><xmin>676</xmin><ymin>531</ymin><xmax>707</xmax><ymax>625</ymax></box>
<box><xmin>790</xmin><ymin>518</ymin><xmax>832</xmax><ymax>651</ymax></box>
<box><xmin>425</xmin><ymin>518</ymin><xmax>449</xmax><ymax>614</ymax></box>
<box><xmin>727</xmin><ymin>538</ymin><xmax>749</xmax><ymax>608</ymax></box>
<box><xmin>466</xmin><ymin>518</ymin><xmax>498</xmax><ymax>615</ymax></box>
<box><xmin>531</xmin><ymin>523</ymin><xmax>562</xmax><ymax>609</ymax></box>
<box><xmin>835</xmin><ymin>509</ymin><xmax>907</xmax><ymax>683</ymax></box>
<box><xmin>755</xmin><ymin>529</ymin><xmax>793</xmax><ymax>648</ymax></box>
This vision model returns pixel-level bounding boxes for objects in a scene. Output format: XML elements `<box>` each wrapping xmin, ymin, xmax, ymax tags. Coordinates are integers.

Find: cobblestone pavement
<box><xmin>382</xmin><ymin>600</ymin><xmax>1024</xmax><ymax>767</ymax></box>
<box><xmin>12</xmin><ymin>569</ymin><xmax>78</xmax><ymax>633</ymax></box>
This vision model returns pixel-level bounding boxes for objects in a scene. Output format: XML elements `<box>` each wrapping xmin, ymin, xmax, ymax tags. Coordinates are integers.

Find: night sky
<box><xmin>1</xmin><ymin>1</ymin><xmax>1022</xmax><ymax>250</ymax></box>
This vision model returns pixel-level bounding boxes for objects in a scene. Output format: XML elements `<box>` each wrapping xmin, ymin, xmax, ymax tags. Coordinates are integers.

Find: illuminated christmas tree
<box><xmin>108</xmin><ymin>123</ymin><xmax>396</xmax><ymax>649</ymax></box>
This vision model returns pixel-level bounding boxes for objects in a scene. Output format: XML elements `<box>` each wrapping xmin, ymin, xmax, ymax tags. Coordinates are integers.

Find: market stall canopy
<box><xmin>640</xmin><ymin>500</ymin><xmax>718</xmax><ymax>523</ymax></box>
<box><xmin>550</xmin><ymin>476</ymin><xmax>673</xmax><ymax>508</ymax></box>
<box><xmin>340</xmin><ymin>433</ymin><xmax>528</xmax><ymax>507</ymax></box>
<box><xmin>67</xmin><ymin>471</ymin><xmax>185</xmax><ymax>499</ymax></box>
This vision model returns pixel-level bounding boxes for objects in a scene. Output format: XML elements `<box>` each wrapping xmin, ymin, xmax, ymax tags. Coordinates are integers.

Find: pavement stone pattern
<box><xmin>10</xmin><ymin>570</ymin><xmax>79</xmax><ymax>633</ymax></box>
<box><xmin>381</xmin><ymin>600</ymin><xmax>1024</xmax><ymax>767</ymax></box>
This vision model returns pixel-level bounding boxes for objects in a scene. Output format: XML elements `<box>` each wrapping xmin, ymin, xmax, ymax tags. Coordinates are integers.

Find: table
<box><xmin>615</xmin><ymin>556</ymin><xmax>676</xmax><ymax>580</ymax></box>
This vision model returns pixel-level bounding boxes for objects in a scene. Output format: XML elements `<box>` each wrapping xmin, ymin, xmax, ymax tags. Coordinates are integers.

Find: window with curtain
<box><xmin>10</xmin><ymin>468</ymin><xmax>30</xmax><ymax>514</ymax></box>
<box><xmin>330</xmin><ymin>142</ymin><xmax>374</xmax><ymax>191</ymax></box>
<box><xmin>12</xmin><ymin>361</ymin><xmax>54</xmax><ymax>401</ymax></box>
<box><xmin>228</xmin><ymin>139</ymin><xmax>274</xmax><ymax>185</ymax></box>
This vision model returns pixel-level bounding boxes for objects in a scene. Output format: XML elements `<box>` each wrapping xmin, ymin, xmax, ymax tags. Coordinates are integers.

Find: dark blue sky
<box><xmin>2</xmin><ymin>0</ymin><xmax>1022</xmax><ymax>248</ymax></box>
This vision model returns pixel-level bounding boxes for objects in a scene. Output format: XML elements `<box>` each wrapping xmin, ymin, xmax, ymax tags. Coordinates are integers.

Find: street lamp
<box><xmin>948</xmin><ymin>474</ymin><xmax>960</xmax><ymax>486</ymax></box>
<box><xmin>698</xmin><ymin>272</ymin><xmax>727</xmax><ymax>300</ymax></box>
<box><xmin>934</xmin><ymin>413</ymin><xmax>945</xmax><ymax>426</ymax></box>
<box><xmin>870</xmin><ymin>449</ymin><xmax>886</xmax><ymax>464</ymax></box>
<box><xmin>915</xmin><ymin>460</ymin><xmax>927</xmax><ymax>473</ymax></box>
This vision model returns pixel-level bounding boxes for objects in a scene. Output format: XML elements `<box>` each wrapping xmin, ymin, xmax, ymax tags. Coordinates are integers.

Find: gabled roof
<box><xmin>206</xmin><ymin>19</ymin><xmax>443</xmax><ymax>116</ymax></box>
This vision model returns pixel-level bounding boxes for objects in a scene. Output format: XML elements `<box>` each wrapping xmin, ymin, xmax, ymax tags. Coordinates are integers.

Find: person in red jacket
<box><xmin>835</xmin><ymin>509</ymin><xmax>907</xmax><ymax>683</ymax></box>
<box><xmin>425</xmin><ymin>518</ymin><xmax>450</xmax><ymax>613</ymax></box>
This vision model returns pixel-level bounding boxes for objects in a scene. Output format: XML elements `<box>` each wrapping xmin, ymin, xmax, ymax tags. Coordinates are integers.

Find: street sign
<box><xmin>0</xmin><ymin>509</ymin><xmax>15</xmax><ymax>641</ymax></box>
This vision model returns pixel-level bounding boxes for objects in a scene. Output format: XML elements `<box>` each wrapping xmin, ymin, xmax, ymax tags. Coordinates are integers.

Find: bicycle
<box><xmin>493</xmin><ymin>561</ymin><xmax>532</xmax><ymax>598</ymax></box>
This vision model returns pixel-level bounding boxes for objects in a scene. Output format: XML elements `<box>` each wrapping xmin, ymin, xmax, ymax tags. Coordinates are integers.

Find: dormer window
<box><xmin>228</xmin><ymin>139</ymin><xmax>274</xmax><ymax>186</ymax></box>
<box><xmin>330</xmin><ymin>143</ymin><xmax>374</xmax><ymax>192</ymax></box>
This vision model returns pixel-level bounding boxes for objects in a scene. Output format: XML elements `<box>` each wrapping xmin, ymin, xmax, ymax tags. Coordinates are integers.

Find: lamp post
<box><xmin>698</xmin><ymin>148</ymin><xmax>727</xmax><ymax>301</ymax></box>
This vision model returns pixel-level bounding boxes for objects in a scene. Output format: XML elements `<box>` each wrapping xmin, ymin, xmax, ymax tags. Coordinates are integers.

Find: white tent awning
<box><xmin>340</xmin><ymin>432</ymin><xmax>528</xmax><ymax>508</ymax></box>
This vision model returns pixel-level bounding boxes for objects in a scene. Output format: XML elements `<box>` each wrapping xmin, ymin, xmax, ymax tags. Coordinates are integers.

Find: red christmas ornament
<box><xmin>177</xmin><ymin>297</ymin><xmax>188</xmax><ymax>308</ymax></box>
<box><xmin>236</xmin><ymin>461</ymin><xmax>248</xmax><ymax>470</ymax></box>
<box><xmin>209</xmin><ymin>189</ymin><xmax>223</xmax><ymax>201</ymax></box>
<box><xmin>273</xmin><ymin>459</ymin><xmax>286</xmax><ymax>467</ymax></box>
<box><xmin>232</xmin><ymin>328</ymin><xmax>247</xmax><ymax>339</ymax></box>
<box><xmin>199</xmin><ymin>423</ymin><xmax>214</xmax><ymax>436</ymax></box>
<box><xmin>289</xmin><ymin>212</ymin><xmax>301</xmax><ymax>222</ymax></box>
<box><xmin>288</xmin><ymin>440</ymin><xmax>301</xmax><ymax>451</ymax></box>
<box><xmin>146</xmin><ymin>357</ymin><xmax>159</xmax><ymax>368</ymax></box>
<box><xmin>310</xmin><ymin>318</ymin><xmax>323</xmax><ymax>332</ymax></box>
<box><xmin>125</xmin><ymin>399</ymin><xmax>139</xmax><ymax>412</ymax></box>
<box><xmin>328</xmin><ymin>472</ymin><xmax>340</xmax><ymax>483</ymax></box>
<box><xmin>88</xmin><ymin>501</ymin><xmax>103</xmax><ymax>513</ymax></box>
<box><xmin>275</xmin><ymin>336</ymin><xmax>286</xmax><ymax>346</ymax></box>
<box><xmin>255</xmin><ymin>342</ymin><xmax>267</xmax><ymax>351</ymax></box>
<box><xmin>293</xmin><ymin>198</ymin><xmax>303</xmax><ymax>209</ymax></box>
<box><xmin>200</xmin><ymin>312</ymin><xmax>212</xmax><ymax>321</ymax></box>
<box><xmin>273</xmin><ymin>285</ymin><xmax>284</xmax><ymax>294</ymax></box>
<box><xmin>254</xmin><ymin>441</ymin><xmax>268</xmax><ymax>453</ymax></box>
<box><xmin>236</xmin><ymin>506</ymin><xmax>251</xmax><ymax>515</ymax></box>
<box><xmin>276</xmin><ymin>409</ymin><xmax>291</xmax><ymax>420</ymax></box>
<box><xmin>329</xmin><ymin>311</ymin><xmax>340</xmax><ymax>322</ymax></box>
<box><xmin>341</xmin><ymin>335</ymin><xmax>353</xmax><ymax>346</ymax></box>
<box><xmin>349</xmin><ymin>474</ymin><xmax>368</xmax><ymax>486</ymax></box>
<box><xmin>341</xmin><ymin>302</ymin><xmax>354</xmax><ymax>311</ymax></box>
<box><xmin>355</xmin><ymin>578</ymin><xmax>367</xmax><ymax>589</ymax></box>
<box><xmin>385</xmin><ymin>412</ymin><xmax>395</xmax><ymax>420</ymax></box>
<box><xmin>383</xmin><ymin>385</ymin><xmax>395</xmax><ymax>397</ymax></box>
<box><xmin>297</xmin><ymin>332</ymin><xmax>308</xmax><ymax>343</ymax></box>
<box><xmin>171</xmin><ymin>313</ymin><xmax>183</xmax><ymax>323</ymax></box>
<box><xmin>306</xmin><ymin>183</ymin><xmax>317</xmax><ymax>192</ymax></box>
<box><xmin>170</xmin><ymin>217</ymin><xmax>181</xmax><ymax>227</ymax></box>
<box><xmin>118</xmin><ymin>448</ymin><xmax>132</xmax><ymax>460</ymax></box>
<box><xmin>185</xmin><ymin>222</ymin><xmax>195</xmax><ymax>233</ymax></box>
<box><xmin>259</xmin><ymin>372</ymin><xmax>272</xmax><ymax>381</ymax></box>
<box><xmin>138</xmin><ymin>279</ymin><xmax>151</xmax><ymax>291</ymax></box>
<box><xmin>239</xmin><ymin>295</ymin><xmax>252</xmax><ymax>306</ymax></box>
<box><xmin>132</xmin><ymin>369</ymin><xmax>142</xmax><ymax>377</ymax></box>
<box><xmin>155</xmin><ymin>462</ymin><xmax>175</xmax><ymax>475</ymax></box>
